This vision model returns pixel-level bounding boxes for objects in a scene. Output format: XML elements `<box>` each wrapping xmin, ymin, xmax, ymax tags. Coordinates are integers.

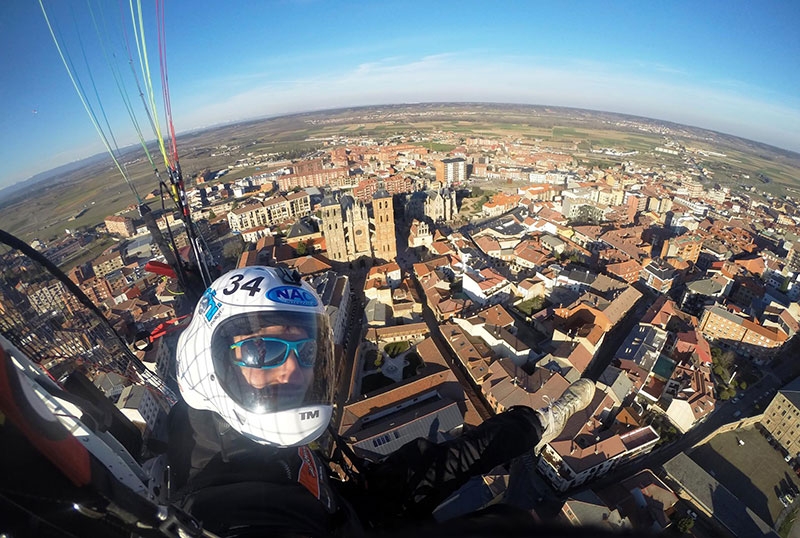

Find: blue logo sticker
<box><xmin>267</xmin><ymin>286</ymin><xmax>318</xmax><ymax>307</ymax></box>
<box><xmin>200</xmin><ymin>288</ymin><xmax>222</xmax><ymax>322</ymax></box>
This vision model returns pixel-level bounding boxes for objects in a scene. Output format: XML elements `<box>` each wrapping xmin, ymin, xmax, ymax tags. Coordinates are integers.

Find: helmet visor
<box><xmin>210</xmin><ymin>310</ymin><xmax>335</xmax><ymax>414</ymax></box>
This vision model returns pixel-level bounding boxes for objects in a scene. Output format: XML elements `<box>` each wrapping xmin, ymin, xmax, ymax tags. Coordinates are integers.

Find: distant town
<box><xmin>5</xmin><ymin>122</ymin><xmax>800</xmax><ymax>537</ymax></box>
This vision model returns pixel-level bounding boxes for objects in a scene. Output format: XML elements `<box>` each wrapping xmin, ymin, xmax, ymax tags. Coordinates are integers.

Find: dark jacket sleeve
<box><xmin>362</xmin><ymin>406</ymin><xmax>543</xmax><ymax>521</ymax></box>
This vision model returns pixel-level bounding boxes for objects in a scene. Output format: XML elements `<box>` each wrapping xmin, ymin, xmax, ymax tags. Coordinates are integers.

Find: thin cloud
<box><xmin>9</xmin><ymin>51</ymin><xmax>796</xmax><ymax>187</ymax></box>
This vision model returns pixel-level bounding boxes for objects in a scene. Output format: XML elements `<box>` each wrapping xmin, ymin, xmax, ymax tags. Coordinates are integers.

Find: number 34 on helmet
<box><xmin>176</xmin><ymin>266</ymin><xmax>336</xmax><ymax>448</ymax></box>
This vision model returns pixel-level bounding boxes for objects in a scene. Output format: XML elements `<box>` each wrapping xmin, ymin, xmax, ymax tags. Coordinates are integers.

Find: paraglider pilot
<box><xmin>168</xmin><ymin>266</ymin><xmax>597</xmax><ymax>537</ymax></box>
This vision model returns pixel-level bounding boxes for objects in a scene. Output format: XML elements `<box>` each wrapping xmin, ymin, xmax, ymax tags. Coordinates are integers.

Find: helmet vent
<box><xmin>276</xmin><ymin>265</ymin><xmax>302</xmax><ymax>285</ymax></box>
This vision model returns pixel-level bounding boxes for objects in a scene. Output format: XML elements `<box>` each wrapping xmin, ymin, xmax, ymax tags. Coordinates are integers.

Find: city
<box><xmin>4</xmin><ymin>117</ymin><xmax>800</xmax><ymax>536</ymax></box>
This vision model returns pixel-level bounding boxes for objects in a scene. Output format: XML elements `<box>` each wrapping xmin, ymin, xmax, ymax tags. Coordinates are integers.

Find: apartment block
<box><xmin>435</xmin><ymin>157</ymin><xmax>466</xmax><ymax>186</ymax></box>
<box><xmin>227</xmin><ymin>191</ymin><xmax>312</xmax><ymax>233</ymax></box>
<box><xmin>105</xmin><ymin>215</ymin><xmax>136</xmax><ymax>237</ymax></box>
<box><xmin>761</xmin><ymin>378</ymin><xmax>800</xmax><ymax>458</ymax></box>
<box><xmin>92</xmin><ymin>250</ymin><xmax>126</xmax><ymax>278</ymax></box>
<box><xmin>699</xmin><ymin>305</ymin><xmax>788</xmax><ymax>361</ymax></box>
<box><xmin>660</xmin><ymin>233</ymin><xmax>703</xmax><ymax>264</ymax></box>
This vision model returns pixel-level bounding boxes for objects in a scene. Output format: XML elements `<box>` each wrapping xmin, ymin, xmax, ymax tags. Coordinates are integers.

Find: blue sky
<box><xmin>1</xmin><ymin>1</ymin><xmax>799</xmax><ymax>190</ymax></box>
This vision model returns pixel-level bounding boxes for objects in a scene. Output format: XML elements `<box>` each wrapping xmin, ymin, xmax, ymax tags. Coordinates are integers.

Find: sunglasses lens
<box><xmin>236</xmin><ymin>339</ymin><xmax>287</xmax><ymax>368</ymax></box>
<box><xmin>237</xmin><ymin>341</ymin><xmax>261</xmax><ymax>367</ymax></box>
<box><xmin>258</xmin><ymin>339</ymin><xmax>290</xmax><ymax>367</ymax></box>
<box><xmin>295</xmin><ymin>340</ymin><xmax>318</xmax><ymax>367</ymax></box>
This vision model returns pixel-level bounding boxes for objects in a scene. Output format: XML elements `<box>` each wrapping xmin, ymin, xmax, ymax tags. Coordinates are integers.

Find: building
<box><xmin>604</xmin><ymin>259</ymin><xmax>641</xmax><ymax>284</ymax></box>
<box><xmin>660</xmin><ymin>233</ymin><xmax>703</xmax><ymax>264</ymax></box>
<box><xmin>408</xmin><ymin>219</ymin><xmax>433</xmax><ymax>249</ymax></box>
<box><xmin>276</xmin><ymin>160</ymin><xmax>349</xmax><ymax>191</ymax></box>
<box><xmin>462</xmin><ymin>267</ymin><xmax>514</xmax><ymax>306</ymax></box>
<box><xmin>679</xmin><ymin>275</ymin><xmax>730</xmax><ymax>314</ymax></box>
<box><xmin>482</xmin><ymin>192</ymin><xmax>522</xmax><ymax>218</ymax></box>
<box><xmin>662</xmin><ymin>453</ymin><xmax>779</xmax><ymax>538</ymax></box>
<box><xmin>227</xmin><ymin>191</ymin><xmax>312</xmax><ymax>233</ymax></box>
<box><xmin>319</xmin><ymin>191</ymin><xmax>372</xmax><ymax>263</ymax></box>
<box><xmin>338</xmin><ymin>363</ymin><xmax>475</xmax><ymax>460</ymax></box>
<box><xmin>371</xmin><ymin>187</ymin><xmax>397</xmax><ymax>263</ymax></box>
<box><xmin>787</xmin><ymin>245</ymin><xmax>800</xmax><ymax>272</ymax></box>
<box><xmin>639</xmin><ymin>259</ymin><xmax>676</xmax><ymax>293</ymax></box>
<box><xmin>352</xmin><ymin>175</ymin><xmax>413</xmax><ymax>202</ymax></box>
<box><xmin>93</xmin><ymin>371</ymin><xmax>129</xmax><ymax>402</ymax></box>
<box><xmin>562</xmin><ymin>198</ymin><xmax>609</xmax><ymax>223</ymax></box>
<box><xmin>615</xmin><ymin>324</ymin><xmax>668</xmax><ymax>377</ymax></box>
<box><xmin>405</xmin><ymin>188</ymin><xmax>458</xmax><ymax>224</ymax></box>
<box><xmin>116</xmin><ymin>384</ymin><xmax>168</xmax><ymax>436</ymax></box>
<box><xmin>76</xmin><ymin>276</ymin><xmax>114</xmax><ymax>306</ymax></box>
<box><xmin>105</xmin><ymin>215</ymin><xmax>136</xmax><ymax>237</ymax></box>
<box><xmin>435</xmin><ymin>157</ymin><xmax>467</xmax><ymax>186</ymax></box>
<box><xmin>699</xmin><ymin>305</ymin><xmax>788</xmax><ymax>362</ymax></box>
<box><xmin>92</xmin><ymin>250</ymin><xmax>126</xmax><ymax>279</ymax></box>
<box><xmin>560</xmin><ymin>490</ymin><xmax>631</xmax><ymax>530</ymax></box>
<box><xmin>663</xmin><ymin>363</ymin><xmax>716</xmax><ymax>432</ymax></box>
<box><xmin>22</xmin><ymin>280</ymin><xmax>67</xmax><ymax>315</ymax></box>
<box><xmin>761</xmin><ymin>378</ymin><xmax>800</xmax><ymax>458</ymax></box>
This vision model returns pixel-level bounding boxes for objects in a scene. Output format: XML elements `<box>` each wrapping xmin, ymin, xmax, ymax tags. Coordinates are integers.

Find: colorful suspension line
<box><xmin>129</xmin><ymin>0</ymin><xmax>171</xmax><ymax>171</ymax></box>
<box><xmin>87</xmin><ymin>0</ymin><xmax>160</xmax><ymax>181</ymax></box>
<box><xmin>117</xmin><ymin>0</ymin><xmax>163</xmax><ymax>176</ymax></box>
<box><xmin>156</xmin><ymin>0</ymin><xmax>179</xmax><ymax>165</ymax></box>
<box><xmin>39</xmin><ymin>0</ymin><xmax>143</xmax><ymax>206</ymax></box>
<box><xmin>152</xmin><ymin>0</ymin><xmax>213</xmax><ymax>288</ymax></box>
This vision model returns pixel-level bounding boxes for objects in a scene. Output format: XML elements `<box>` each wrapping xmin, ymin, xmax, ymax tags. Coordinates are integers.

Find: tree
<box><xmin>384</xmin><ymin>341</ymin><xmax>410</xmax><ymax>358</ymax></box>
<box><xmin>296</xmin><ymin>241</ymin><xmax>308</xmax><ymax>256</ymax></box>
<box><xmin>222</xmin><ymin>238</ymin><xmax>244</xmax><ymax>264</ymax></box>
<box><xmin>677</xmin><ymin>516</ymin><xmax>695</xmax><ymax>534</ymax></box>
<box><xmin>718</xmin><ymin>350</ymin><xmax>736</xmax><ymax>370</ymax></box>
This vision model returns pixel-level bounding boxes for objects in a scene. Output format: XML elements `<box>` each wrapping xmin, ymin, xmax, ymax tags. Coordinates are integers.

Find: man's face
<box><xmin>231</xmin><ymin>325</ymin><xmax>313</xmax><ymax>391</ymax></box>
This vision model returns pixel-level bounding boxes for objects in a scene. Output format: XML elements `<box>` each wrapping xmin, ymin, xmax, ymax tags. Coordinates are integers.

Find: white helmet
<box><xmin>176</xmin><ymin>266</ymin><xmax>335</xmax><ymax>447</ymax></box>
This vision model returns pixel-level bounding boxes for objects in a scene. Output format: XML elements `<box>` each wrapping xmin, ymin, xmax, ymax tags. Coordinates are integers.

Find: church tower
<box><xmin>320</xmin><ymin>191</ymin><xmax>348</xmax><ymax>262</ymax></box>
<box><xmin>371</xmin><ymin>186</ymin><xmax>397</xmax><ymax>263</ymax></box>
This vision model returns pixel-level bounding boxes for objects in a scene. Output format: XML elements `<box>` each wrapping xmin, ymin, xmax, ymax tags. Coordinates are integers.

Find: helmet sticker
<box><xmin>267</xmin><ymin>286</ymin><xmax>318</xmax><ymax>307</ymax></box>
<box><xmin>200</xmin><ymin>288</ymin><xmax>222</xmax><ymax>323</ymax></box>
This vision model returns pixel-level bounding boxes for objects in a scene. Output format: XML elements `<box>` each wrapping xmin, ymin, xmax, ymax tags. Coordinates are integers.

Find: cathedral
<box><xmin>320</xmin><ymin>187</ymin><xmax>397</xmax><ymax>264</ymax></box>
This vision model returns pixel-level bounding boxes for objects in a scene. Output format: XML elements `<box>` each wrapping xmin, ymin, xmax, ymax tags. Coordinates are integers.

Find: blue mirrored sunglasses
<box><xmin>229</xmin><ymin>337</ymin><xmax>317</xmax><ymax>369</ymax></box>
